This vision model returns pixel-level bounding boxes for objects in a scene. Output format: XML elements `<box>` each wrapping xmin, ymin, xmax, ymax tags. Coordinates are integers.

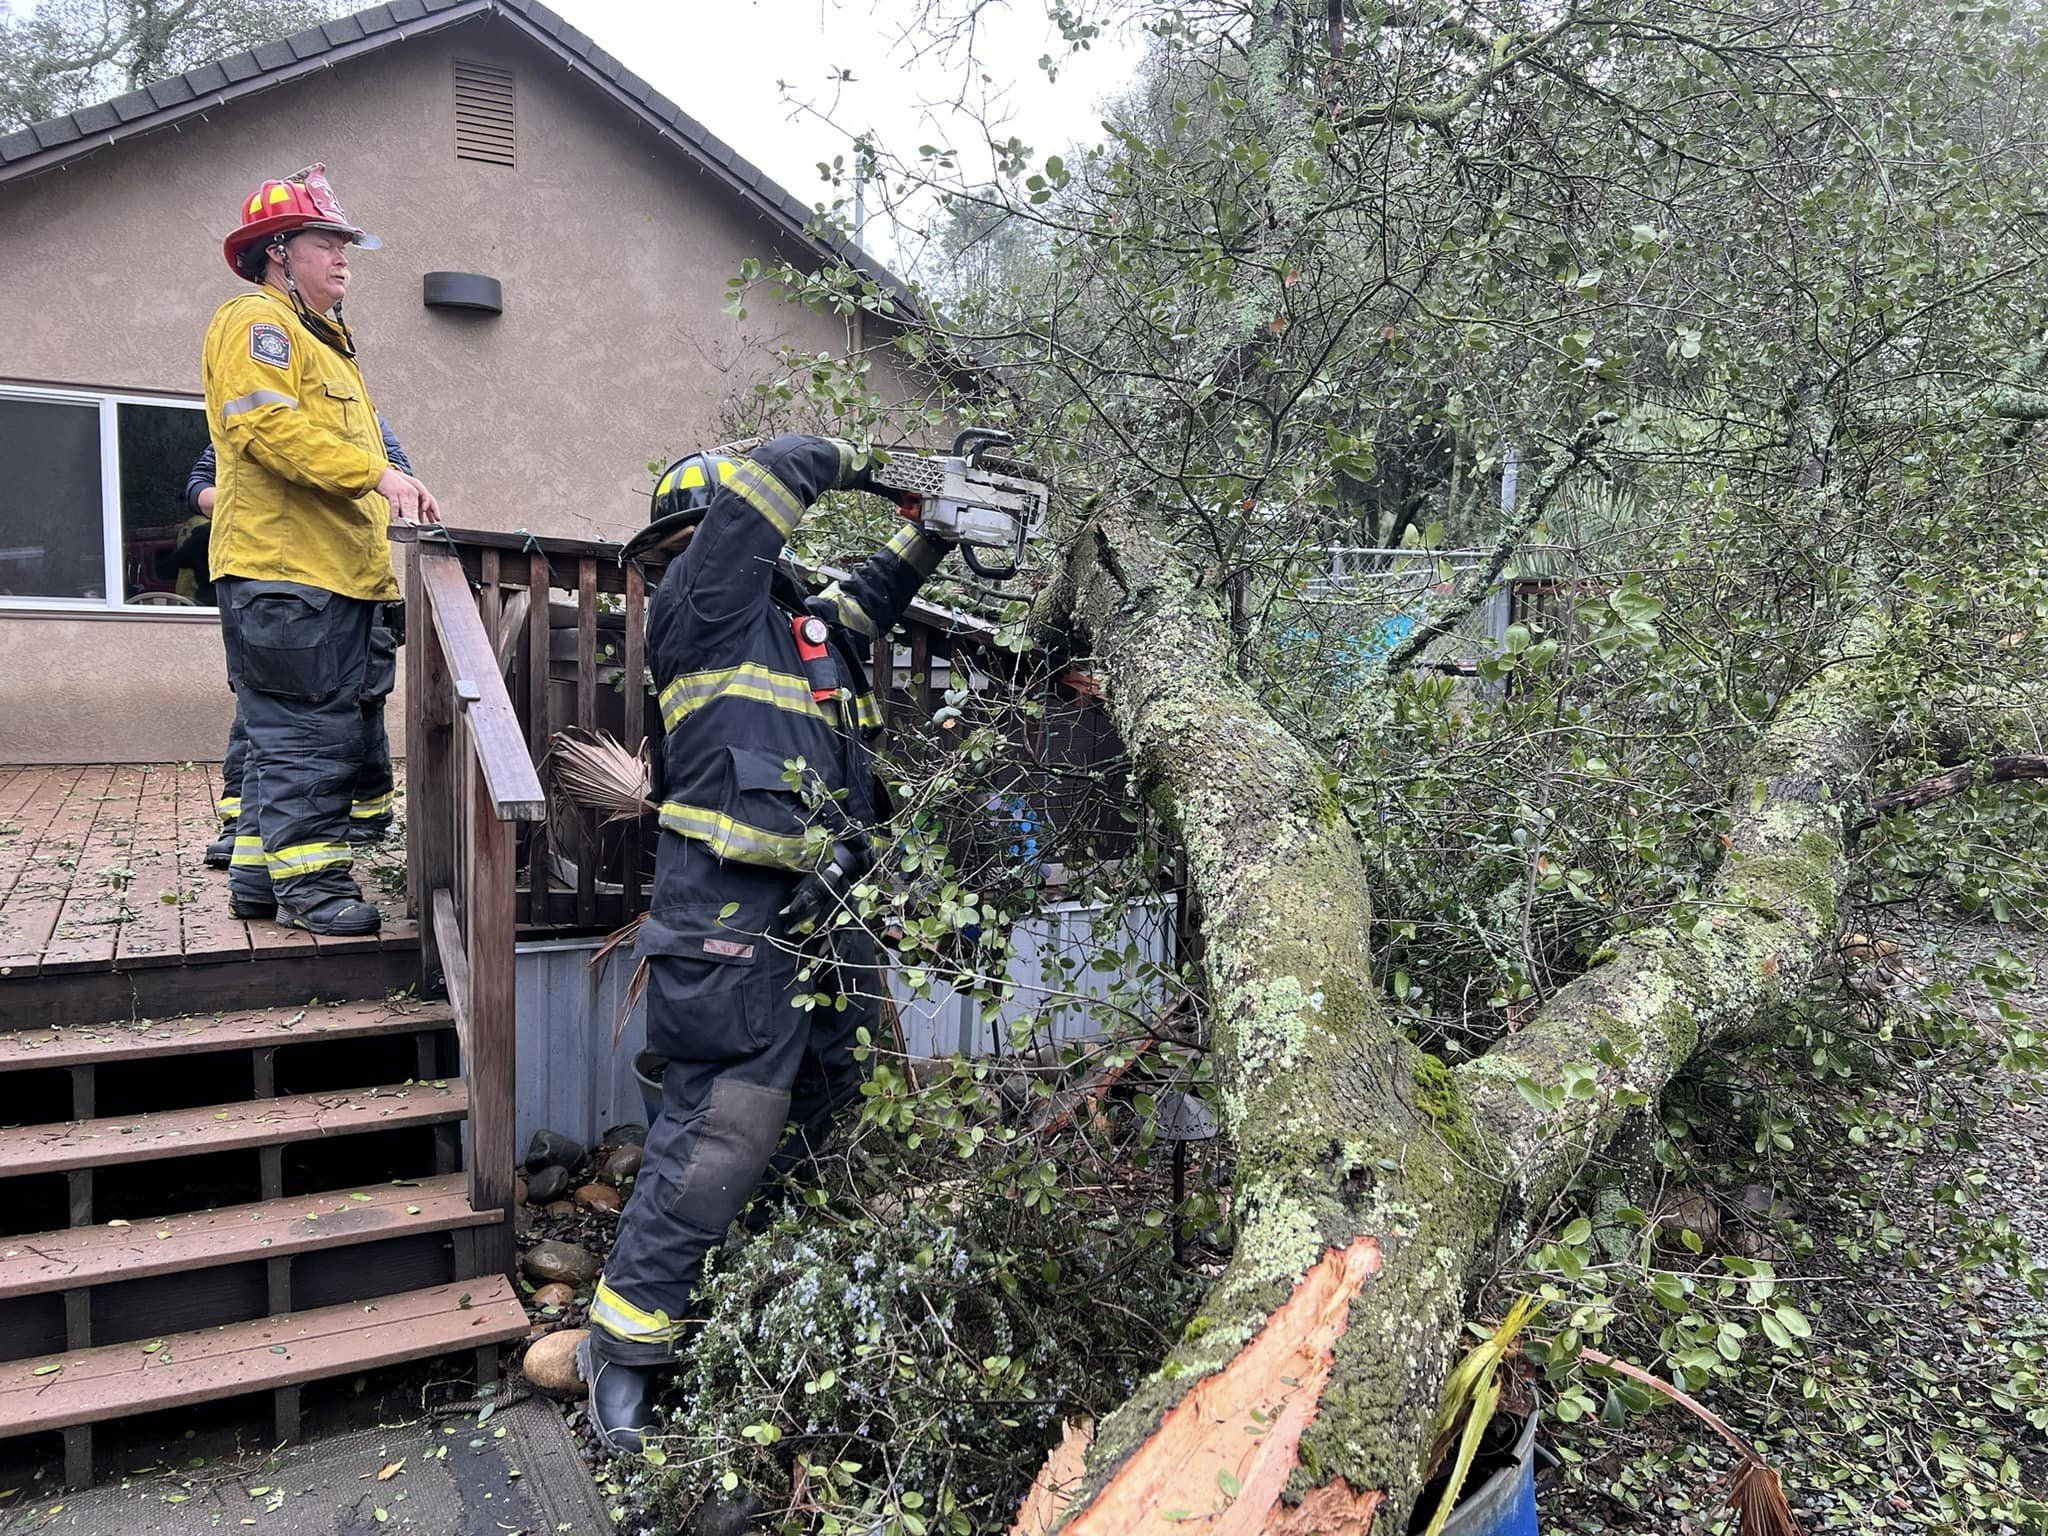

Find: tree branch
<box><xmin>1854</xmin><ymin>755</ymin><xmax>2048</xmax><ymax>832</ymax></box>
<box><xmin>1378</xmin><ymin>412</ymin><xmax>1615</xmax><ymax>675</ymax></box>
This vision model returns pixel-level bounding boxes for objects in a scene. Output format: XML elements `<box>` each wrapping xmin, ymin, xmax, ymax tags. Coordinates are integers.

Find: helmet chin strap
<box><xmin>272</xmin><ymin>237</ymin><xmax>357</xmax><ymax>358</ymax></box>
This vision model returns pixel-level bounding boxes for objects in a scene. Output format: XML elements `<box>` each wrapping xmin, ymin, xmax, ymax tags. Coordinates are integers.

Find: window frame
<box><xmin>0</xmin><ymin>382</ymin><xmax>214</xmax><ymax>617</ymax></box>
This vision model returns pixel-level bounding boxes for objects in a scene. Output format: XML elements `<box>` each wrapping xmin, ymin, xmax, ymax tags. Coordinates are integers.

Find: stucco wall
<box><xmin>0</xmin><ymin>14</ymin><xmax>910</xmax><ymax>763</ymax></box>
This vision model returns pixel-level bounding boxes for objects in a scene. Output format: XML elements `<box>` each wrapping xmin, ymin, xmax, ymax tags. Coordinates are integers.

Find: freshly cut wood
<box><xmin>0</xmin><ymin>1276</ymin><xmax>527</xmax><ymax>1436</ymax></box>
<box><xmin>1010</xmin><ymin>1419</ymin><xmax>1094</xmax><ymax>1536</ymax></box>
<box><xmin>0</xmin><ymin>999</ymin><xmax>454</xmax><ymax>1073</ymax></box>
<box><xmin>0</xmin><ymin>1082</ymin><xmax>469</xmax><ymax>1178</ymax></box>
<box><xmin>1030</xmin><ymin>1238</ymin><xmax>1383</xmax><ymax>1534</ymax></box>
<box><xmin>0</xmin><ymin>1173</ymin><xmax>493</xmax><ymax>1300</ymax></box>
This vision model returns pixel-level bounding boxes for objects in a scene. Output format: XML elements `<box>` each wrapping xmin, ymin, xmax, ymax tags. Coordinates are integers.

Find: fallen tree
<box><xmin>668</xmin><ymin>3</ymin><xmax>2048</xmax><ymax>1529</ymax></box>
<box><xmin>1023</xmin><ymin>565</ymin><xmax>1890</xmax><ymax>1526</ymax></box>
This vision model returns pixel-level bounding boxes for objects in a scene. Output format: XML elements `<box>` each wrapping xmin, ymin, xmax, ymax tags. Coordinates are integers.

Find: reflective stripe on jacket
<box><xmin>647</xmin><ymin>434</ymin><xmax>948</xmax><ymax>879</ymax></box>
<box><xmin>201</xmin><ymin>284</ymin><xmax>399</xmax><ymax>601</ymax></box>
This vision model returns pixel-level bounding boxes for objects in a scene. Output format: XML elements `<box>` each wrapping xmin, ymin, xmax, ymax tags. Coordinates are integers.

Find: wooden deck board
<box><xmin>0</xmin><ymin>1276</ymin><xmax>526</xmax><ymax>1436</ymax></box>
<box><xmin>0</xmin><ymin>767</ymin><xmax>78</xmax><ymax>913</ymax></box>
<box><xmin>41</xmin><ymin>765</ymin><xmax>149</xmax><ymax>974</ymax></box>
<box><xmin>110</xmin><ymin>765</ymin><xmax>187</xmax><ymax>970</ymax></box>
<box><xmin>0</xmin><ymin>1172</ymin><xmax>490</xmax><ymax>1300</ymax></box>
<box><xmin>0</xmin><ymin>766</ymin><xmax>112</xmax><ymax>975</ymax></box>
<box><xmin>0</xmin><ymin>1081</ymin><xmax>468</xmax><ymax>1177</ymax></box>
<box><xmin>0</xmin><ymin>766</ymin><xmax>421</xmax><ymax>1002</ymax></box>
<box><xmin>170</xmin><ymin>761</ymin><xmax>251</xmax><ymax>964</ymax></box>
<box><xmin>0</xmin><ymin>997</ymin><xmax>454</xmax><ymax>1072</ymax></box>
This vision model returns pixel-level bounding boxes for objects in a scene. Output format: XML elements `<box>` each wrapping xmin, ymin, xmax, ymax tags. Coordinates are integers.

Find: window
<box><xmin>0</xmin><ymin>386</ymin><xmax>212</xmax><ymax>611</ymax></box>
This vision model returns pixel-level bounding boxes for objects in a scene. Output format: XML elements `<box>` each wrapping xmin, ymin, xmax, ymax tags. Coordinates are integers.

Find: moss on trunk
<box><xmin>1045</xmin><ymin>512</ymin><xmax>1891</xmax><ymax>1528</ymax></box>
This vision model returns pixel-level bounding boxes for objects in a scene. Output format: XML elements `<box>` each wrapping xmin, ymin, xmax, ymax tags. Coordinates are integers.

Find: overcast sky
<box><xmin>547</xmin><ymin>0</ymin><xmax>1146</xmax><ymax>266</ymax></box>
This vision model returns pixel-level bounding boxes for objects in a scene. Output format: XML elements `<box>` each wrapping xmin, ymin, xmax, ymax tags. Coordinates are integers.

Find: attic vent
<box><xmin>454</xmin><ymin>60</ymin><xmax>515</xmax><ymax>166</ymax></box>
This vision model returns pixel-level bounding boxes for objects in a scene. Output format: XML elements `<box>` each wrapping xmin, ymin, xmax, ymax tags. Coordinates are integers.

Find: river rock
<box><xmin>515</xmin><ymin>1176</ymin><xmax>528</xmax><ymax>1206</ymax></box>
<box><xmin>526</xmin><ymin>1164</ymin><xmax>571</xmax><ymax>1205</ymax></box>
<box><xmin>602</xmin><ymin>1122</ymin><xmax>648</xmax><ymax>1148</ymax></box>
<box><xmin>522</xmin><ymin>1329</ymin><xmax>585</xmax><ymax>1395</ymax></box>
<box><xmin>524</xmin><ymin>1129</ymin><xmax>585</xmax><ymax>1173</ymax></box>
<box><xmin>601</xmin><ymin>1143</ymin><xmax>644</xmax><ymax>1183</ymax></box>
<box><xmin>531</xmin><ymin>1282</ymin><xmax>577</xmax><ymax>1312</ymax></box>
<box><xmin>575</xmin><ymin>1182</ymin><xmax>620</xmax><ymax>1214</ymax></box>
<box><xmin>1653</xmin><ymin>1188</ymin><xmax>1722</xmax><ymax>1250</ymax></box>
<box><xmin>544</xmin><ymin>1199</ymin><xmax>576</xmax><ymax>1217</ymax></box>
<box><xmin>522</xmin><ymin>1239</ymin><xmax>601</xmax><ymax>1288</ymax></box>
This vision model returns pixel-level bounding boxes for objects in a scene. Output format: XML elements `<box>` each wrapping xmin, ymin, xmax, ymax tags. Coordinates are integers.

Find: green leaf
<box><xmin>1217</xmin><ymin>1468</ymin><xmax>1241</xmax><ymax>1498</ymax></box>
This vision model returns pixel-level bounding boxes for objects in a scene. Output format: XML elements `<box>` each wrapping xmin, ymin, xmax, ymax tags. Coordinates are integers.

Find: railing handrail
<box><xmin>413</xmin><ymin>541</ymin><xmax>547</xmax><ymax>822</ymax></box>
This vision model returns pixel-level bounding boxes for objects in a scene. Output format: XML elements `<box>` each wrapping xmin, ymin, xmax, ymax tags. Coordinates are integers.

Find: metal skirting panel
<box><xmin>514</xmin><ymin>937</ymin><xmax>653</xmax><ymax>1152</ymax></box>
<box><xmin>514</xmin><ymin>897</ymin><xmax>1175</xmax><ymax>1147</ymax></box>
<box><xmin>889</xmin><ymin>897</ymin><xmax>1176</xmax><ymax>1059</ymax></box>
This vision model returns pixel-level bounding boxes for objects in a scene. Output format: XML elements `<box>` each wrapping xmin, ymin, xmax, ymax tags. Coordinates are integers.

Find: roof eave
<box><xmin>0</xmin><ymin>1</ymin><xmax>493</xmax><ymax>185</ymax></box>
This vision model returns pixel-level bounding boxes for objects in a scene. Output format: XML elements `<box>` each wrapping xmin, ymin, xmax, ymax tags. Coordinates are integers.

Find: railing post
<box><xmin>465</xmin><ymin>731</ymin><xmax>518</xmax><ymax>1278</ymax></box>
<box><xmin>405</xmin><ymin>545</ymin><xmax>457</xmax><ymax>989</ymax></box>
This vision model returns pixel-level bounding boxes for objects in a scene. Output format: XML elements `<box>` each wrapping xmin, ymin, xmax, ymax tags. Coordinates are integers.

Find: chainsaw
<box><xmin>867</xmin><ymin>428</ymin><xmax>1049</xmax><ymax>581</ymax></box>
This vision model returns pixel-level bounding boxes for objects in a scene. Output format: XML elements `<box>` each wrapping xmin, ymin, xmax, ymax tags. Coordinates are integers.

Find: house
<box><xmin>0</xmin><ymin>0</ymin><xmax>921</xmax><ymax>764</ymax></box>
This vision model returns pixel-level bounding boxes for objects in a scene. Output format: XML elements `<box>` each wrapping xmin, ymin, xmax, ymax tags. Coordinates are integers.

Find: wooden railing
<box><xmin>400</xmin><ymin>531</ymin><xmax>546</xmax><ymax>1278</ymax></box>
<box><xmin>398</xmin><ymin>526</ymin><xmax>1138</xmax><ymax>935</ymax></box>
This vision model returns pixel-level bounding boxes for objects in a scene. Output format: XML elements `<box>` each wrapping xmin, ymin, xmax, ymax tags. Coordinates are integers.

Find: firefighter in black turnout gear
<box><xmin>579</xmin><ymin>434</ymin><xmax>956</xmax><ymax>1454</ymax></box>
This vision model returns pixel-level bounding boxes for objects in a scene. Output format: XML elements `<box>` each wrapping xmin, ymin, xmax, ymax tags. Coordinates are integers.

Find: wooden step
<box><xmin>0</xmin><ymin>1275</ymin><xmax>527</xmax><ymax>1437</ymax></box>
<box><xmin>0</xmin><ymin>1081</ymin><xmax>468</xmax><ymax>1178</ymax></box>
<box><xmin>0</xmin><ymin>1172</ymin><xmax>493</xmax><ymax>1300</ymax></box>
<box><xmin>0</xmin><ymin>998</ymin><xmax>454</xmax><ymax>1073</ymax></box>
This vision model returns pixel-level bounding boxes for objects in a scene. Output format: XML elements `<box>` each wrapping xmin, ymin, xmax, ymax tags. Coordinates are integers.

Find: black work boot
<box><xmin>275</xmin><ymin>893</ymin><xmax>381</xmax><ymax>936</ymax></box>
<box><xmin>204</xmin><ymin>832</ymin><xmax>235</xmax><ymax>869</ymax></box>
<box><xmin>576</xmin><ymin>1334</ymin><xmax>659</xmax><ymax>1455</ymax></box>
<box><xmin>344</xmin><ymin>821</ymin><xmax>391</xmax><ymax>846</ymax></box>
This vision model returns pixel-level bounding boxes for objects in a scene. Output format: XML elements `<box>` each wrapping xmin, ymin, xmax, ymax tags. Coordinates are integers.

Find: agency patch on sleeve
<box><xmin>248</xmin><ymin>322</ymin><xmax>291</xmax><ymax>370</ymax></box>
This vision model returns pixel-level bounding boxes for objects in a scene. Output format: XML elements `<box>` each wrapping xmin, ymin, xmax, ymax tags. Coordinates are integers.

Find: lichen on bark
<box><xmin>1039</xmin><ymin>507</ymin><xmax>1895</xmax><ymax>1526</ymax></box>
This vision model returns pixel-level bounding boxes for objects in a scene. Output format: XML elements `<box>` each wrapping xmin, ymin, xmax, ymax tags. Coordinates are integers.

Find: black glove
<box><xmin>781</xmin><ymin>839</ymin><xmax>873</xmax><ymax>933</ymax></box>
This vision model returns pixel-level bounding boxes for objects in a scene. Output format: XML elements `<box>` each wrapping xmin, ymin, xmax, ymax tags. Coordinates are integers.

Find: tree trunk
<box><xmin>1035</xmin><ymin>541</ymin><xmax>1888</xmax><ymax>1528</ymax></box>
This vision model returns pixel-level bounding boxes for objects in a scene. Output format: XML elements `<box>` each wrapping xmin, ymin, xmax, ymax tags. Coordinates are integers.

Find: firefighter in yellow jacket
<box><xmin>203</xmin><ymin>165</ymin><xmax>437</xmax><ymax>935</ymax></box>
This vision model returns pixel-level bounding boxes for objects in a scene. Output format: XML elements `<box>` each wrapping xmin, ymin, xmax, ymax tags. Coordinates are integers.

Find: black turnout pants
<box><xmin>219</xmin><ymin>607</ymin><xmax>398</xmax><ymax>834</ymax></box>
<box><xmin>589</xmin><ymin>836</ymin><xmax>881</xmax><ymax>1367</ymax></box>
<box><xmin>215</xmin><ymin>577</ymin><xmax>373</xmax><ymax>910</ymax></box>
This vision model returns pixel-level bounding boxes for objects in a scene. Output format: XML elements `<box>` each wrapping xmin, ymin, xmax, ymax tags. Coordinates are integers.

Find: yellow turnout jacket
<box><xmin>201</xmin><ymin>283</ymin><xmax>398</xmax><ymax>601</ymax></box>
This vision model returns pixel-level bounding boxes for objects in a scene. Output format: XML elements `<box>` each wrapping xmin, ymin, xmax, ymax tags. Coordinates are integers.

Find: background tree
<box><xmin>0</xmin><ymin>0</ymin><xmax>339</xmax><ymax>131</ymax></box>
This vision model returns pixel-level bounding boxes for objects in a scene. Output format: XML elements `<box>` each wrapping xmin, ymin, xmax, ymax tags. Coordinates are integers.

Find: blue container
<box><xmin>1438</xmin><ymin>1407</ymin><xmax>1539</xmax><ymax>1536</ymax></box>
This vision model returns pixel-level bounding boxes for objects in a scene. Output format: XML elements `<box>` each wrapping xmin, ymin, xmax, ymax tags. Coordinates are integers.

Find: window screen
<box><xmin>118</xmin><ymin>402</ymin><xmax>213</xmax><ymax>605</ymax></box>
<box><xmin>0</xmin><ymin>397</ymin><xmax>105</xmax><ymax>600</ymax></box>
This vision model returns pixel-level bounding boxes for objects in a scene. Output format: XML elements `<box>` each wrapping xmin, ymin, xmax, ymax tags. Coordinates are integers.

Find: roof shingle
<box><xmin>0</xmin><ymin>0</ymin><xmax>907</xmax><ymax>306</ymax></box>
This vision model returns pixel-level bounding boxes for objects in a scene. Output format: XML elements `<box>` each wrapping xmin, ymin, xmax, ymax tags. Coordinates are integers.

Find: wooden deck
<box><xmin>0</xmin><ymin>764</ymin><xmax>420</xmax><ymax>1024</ymax></box>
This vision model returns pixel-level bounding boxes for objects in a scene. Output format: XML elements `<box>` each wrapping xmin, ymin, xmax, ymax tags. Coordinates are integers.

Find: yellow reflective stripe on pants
<box><xmin>727</xmin><ymin>459</ymin><xmax>803</xmax><ymax>539</ymax></box>
<box><xmin>658</xmin><ymin>663</ymin><xmax>828</xmax><ymax>732</ymax></box>
<box><xmin>216</xmin><ymin>795</ymin><xmax>242</xmax><ymax>818</ymax></box>
<box><xmin>657</xmin><ymin>801</ymin><xmax>811</xmax><ymax>870</ymax></box>
<box><xmin>349</xmin><ymin>792</ymin><xmax>394</xmax><ymax>820</ymax></box>
<box><xmin>230</xmin><ymin>835</ymin><xmax>267</xmax><ymax>869</ymax></box>
<box><xmin>588</xmin><ymin>1278</ymin><xmax>685</xmax><ymax>1347</ymax></box>
<box><xmin>813</xmin><ymin>584</ymin><xmax>876</xmax><ymax>638</ymax></box>
<box><xmin>263</xmin><ymin>841</ymin><xmax>353</xmax><ymax>877</ymax></box>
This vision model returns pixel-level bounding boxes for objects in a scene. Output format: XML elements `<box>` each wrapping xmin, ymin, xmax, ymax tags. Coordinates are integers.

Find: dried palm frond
<box><xmin>546</xmin><ymin>727</ymin><xmax>652</xmax><ymax>824</ymax></box>
<box><xmin>1582</xmin><ymin>1348</ymin><xmax>1802</xmax><ymax>1536</ymax></box>
<box><xmin>589</xmin><ymin>912</ymin><xmax>648</xmax><ymax>1050</ymax></box>
<box><xmin>1420</xmin><ymin>1295</ymin><xmax>1544</xmax><ymax>1536</ymax></box>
